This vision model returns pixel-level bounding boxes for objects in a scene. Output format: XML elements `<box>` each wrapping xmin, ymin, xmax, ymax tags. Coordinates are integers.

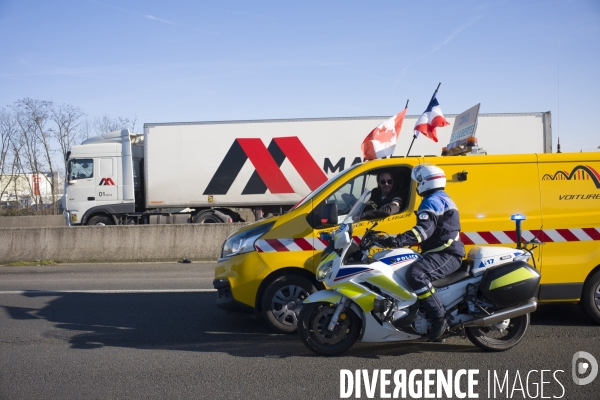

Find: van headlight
<box><xmin>220</xmin><ymin>222</ymin><xmax>274</xmax><ymax>259</ymax></box>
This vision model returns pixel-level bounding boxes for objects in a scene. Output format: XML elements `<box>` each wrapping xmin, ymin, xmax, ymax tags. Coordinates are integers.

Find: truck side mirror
<box><xmin>320</xmin><ymin>202</ymin><xmax>339</xmax><ymax>226</ymax></box>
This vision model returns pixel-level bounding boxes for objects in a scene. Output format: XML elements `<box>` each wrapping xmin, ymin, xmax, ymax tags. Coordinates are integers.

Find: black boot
<box><xmin>428</xmin><ymin>317</ymin><xmax>448</xmax><ymax>340</ymax></box>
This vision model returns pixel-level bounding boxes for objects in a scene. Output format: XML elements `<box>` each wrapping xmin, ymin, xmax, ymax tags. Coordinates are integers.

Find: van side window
<box><xmin>307</xmin><ymin>166</ymin><xmax>413</xmax><ymax>229</ymax></box>
<box><xmin>69</xmin><ymin>159</ymin><xmax>93</xmax><ymax>180</ymax></box>
<box><xmin>326</xmin><ymin>174</ymin><xmax>368</xmax><ymax>216</ymax></box>
<box><xmin>361</xmin><ymin>166</ymin><xmax>412</xmax><ymax>216</ymax></box>
<box><xmin>307</xmin><ymin>174</ymin><xmax>368</xmax><ymax>228</ymax></box>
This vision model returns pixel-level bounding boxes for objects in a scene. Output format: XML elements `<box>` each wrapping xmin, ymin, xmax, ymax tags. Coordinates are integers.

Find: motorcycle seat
<box><xmin>432</xmin><ymin>259</ymin><xmax>473</xmax><ymax>288</ymax></box>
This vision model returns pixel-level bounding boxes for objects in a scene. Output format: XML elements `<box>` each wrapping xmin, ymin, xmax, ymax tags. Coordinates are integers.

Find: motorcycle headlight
<box><xmin>220</xmin><ymin>222</ymin><xmax>274</xmax><ymax>260</ymax></box>
<box><xmin>316</xmin><ymin>257</ymin><xmax>335</xmax><ymax>282</ymax></box>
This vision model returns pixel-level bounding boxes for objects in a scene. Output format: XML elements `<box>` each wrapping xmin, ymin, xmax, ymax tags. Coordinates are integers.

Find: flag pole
<box><xmin>432</xmin><ymin>82</ymin><xmax>441</xmax><ymax>97</ymax></box>
<box><xmin>405</xmin><ymin>135</ymin><xmax>416</xmax><ymax>158</ymax></box>
<box><xmin>392</xmin><ymin>99</ymin><xmax>409</xmax><ymax>159</ymax></box>
<box><xmin>406</xmin><ymin>83</ymin><xmax>442</xmax><ymax>157</ymax></box>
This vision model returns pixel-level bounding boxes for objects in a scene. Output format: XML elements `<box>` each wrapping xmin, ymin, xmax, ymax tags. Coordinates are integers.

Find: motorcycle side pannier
<box><xmin>479</xmin><ymin>261</ymin><xmax>541</xmax><ymax>307</ymax></box>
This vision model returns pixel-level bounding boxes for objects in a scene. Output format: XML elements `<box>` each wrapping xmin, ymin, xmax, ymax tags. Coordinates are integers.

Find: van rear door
<box><xmin>536</xmin><ymin>153</ymin><xmax>600</xmax><ymax>300</ymax></box>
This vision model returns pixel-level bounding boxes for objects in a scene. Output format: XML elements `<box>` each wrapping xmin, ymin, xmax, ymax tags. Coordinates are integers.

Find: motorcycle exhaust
<box><xmin>461</xmin><ymin>298</ymin><xmax>538</xmax><ymax>328</ymax></box>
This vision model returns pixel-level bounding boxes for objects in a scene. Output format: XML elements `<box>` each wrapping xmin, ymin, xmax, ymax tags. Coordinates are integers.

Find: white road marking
<box><xmin>0</xmin><ymin>289</ymin><xmax>216</xmax><ymax>295</ymax></box>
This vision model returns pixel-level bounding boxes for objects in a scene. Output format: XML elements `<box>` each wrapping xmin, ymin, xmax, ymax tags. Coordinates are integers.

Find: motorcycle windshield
<box><xmin>341</xmin><ymin>189</ymin><xmax>371</xmax><ymax>226</ymax></box>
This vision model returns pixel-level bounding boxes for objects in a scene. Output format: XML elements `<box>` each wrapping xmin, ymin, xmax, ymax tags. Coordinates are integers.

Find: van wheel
<box><xmin>261</xmin><ymin>275</ymin><xmax>317</xmax><ymax>333</ymax></box>
<box><xmin>88</xmin><ymin>215</ymin><xmax>113</xmax><ymax>226</ymax></box>
<box><xmin>581</xmin><ymin>269</ymin><xmax>600</xmax><ymax>324</ymax></box>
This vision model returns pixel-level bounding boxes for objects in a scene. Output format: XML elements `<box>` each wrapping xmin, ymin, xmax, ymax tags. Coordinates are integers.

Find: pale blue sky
<box><xmin>1</xmin><ymin>0</ymin><xmax>599</xmax><ymax>152</ymax></box>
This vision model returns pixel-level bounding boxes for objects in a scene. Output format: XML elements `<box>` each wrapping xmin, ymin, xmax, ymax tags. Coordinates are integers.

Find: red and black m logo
<box><xmin>99</xmin><ymin>178</ymin><xmax>115</xmax><ymax>186</ymax></box>
<box><xmin>204</xmin><ymin>137</ymin><xmax>328</xmax><ymax>195</ymax></box>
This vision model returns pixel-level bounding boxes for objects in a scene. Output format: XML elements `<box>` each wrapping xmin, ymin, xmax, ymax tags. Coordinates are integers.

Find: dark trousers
<box><xmin>404</xmin><ymin>252</ymin><xmax>462</xmax><ymax>319</ymax></box>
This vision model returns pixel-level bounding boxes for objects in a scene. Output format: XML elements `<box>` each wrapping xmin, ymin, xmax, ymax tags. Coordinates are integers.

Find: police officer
<box><xmin>360</xmin><ymin>170</ymin><xmax>404</xmax><ymax>219</ymax></box>
<box><xmin>383</xmin><ymin>164</ymin><xmax>465</xmax><ymax>340</ymax></box>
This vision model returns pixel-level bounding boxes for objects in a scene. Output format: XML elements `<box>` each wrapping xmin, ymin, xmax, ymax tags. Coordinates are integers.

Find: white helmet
<box><xmin>411</xmin><ymin>164</ymin><xmax>446</xmax><ymax>196</ymax></box>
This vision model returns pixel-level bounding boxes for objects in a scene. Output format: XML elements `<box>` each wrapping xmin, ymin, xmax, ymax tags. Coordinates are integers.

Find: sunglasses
<box><xmin>380</xmin><ymin>179</ymin><xmax>393</xmax><ymax>185</ymax></box>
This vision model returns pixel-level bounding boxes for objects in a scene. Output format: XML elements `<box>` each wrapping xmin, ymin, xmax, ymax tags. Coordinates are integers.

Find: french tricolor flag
<box><xmin>413</xmin><ymin>91</ymin><xmax>449</xmax><ymax>143</ymax></box>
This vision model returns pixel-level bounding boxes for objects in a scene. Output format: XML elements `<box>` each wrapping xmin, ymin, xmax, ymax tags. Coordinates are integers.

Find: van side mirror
<box><xmin>320</xmin><ymin>202</ymin><xmax>339</xmax><ymax>226</ymax></box>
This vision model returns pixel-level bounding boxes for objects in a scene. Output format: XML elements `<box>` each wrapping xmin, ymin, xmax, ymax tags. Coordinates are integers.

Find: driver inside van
<box><xmin>360</xmin><ymin>170</ymin><xmax>404</xmax><ymax>219</ymax></box>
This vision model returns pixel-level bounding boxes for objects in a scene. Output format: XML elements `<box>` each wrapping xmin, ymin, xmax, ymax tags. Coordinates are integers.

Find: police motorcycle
<box><xmin>298</xmin><ymin>190</ymin><xmax>541</xmax><ymax>356</ymax></box>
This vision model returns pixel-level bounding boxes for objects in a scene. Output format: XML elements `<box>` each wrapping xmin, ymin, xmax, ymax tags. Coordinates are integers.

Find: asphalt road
<box><xmin>1</xmin><ymin>262</ymin><xmax>599</xmax><ymax>399</ymax></box>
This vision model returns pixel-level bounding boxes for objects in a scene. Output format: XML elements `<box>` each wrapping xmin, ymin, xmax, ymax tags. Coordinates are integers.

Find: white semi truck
<box><xmin>62</xmin><ymin>112</ymin><xmax>552</xmax><ymax>226</ymax></box>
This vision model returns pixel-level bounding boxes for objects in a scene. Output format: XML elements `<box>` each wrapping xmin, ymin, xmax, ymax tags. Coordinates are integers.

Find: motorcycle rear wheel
<box><xmin>298</xmin><ymin>302</ymin><xmax>361</xmax><ymax>356</ymax></box>
<box><xmin>465</xmin><ymin>313</ymin><xmax>530</xmax><ymax>352</ymax></box>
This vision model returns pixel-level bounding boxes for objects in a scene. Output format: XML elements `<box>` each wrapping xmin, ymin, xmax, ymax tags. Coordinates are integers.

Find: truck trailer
<box><xmin>62</xmin><ymin>112</ymin><xmax>551</xmax><ymax>226</ymax></box>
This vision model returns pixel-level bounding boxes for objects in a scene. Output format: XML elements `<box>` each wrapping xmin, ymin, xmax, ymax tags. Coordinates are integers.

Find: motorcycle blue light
<box><xmin>511</xmin><ymin>214</ymin><xmax>526</xmax><ymax>221</ymax></box>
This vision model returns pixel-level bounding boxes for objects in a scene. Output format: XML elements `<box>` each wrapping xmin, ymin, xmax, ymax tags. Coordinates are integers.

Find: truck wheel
<box><xmin>88</xmin><ymin>215</ymin><xmax>113</xmax><ymax>226</ymax></box>
<box><xmin>261</xmin><ymin>275</ymin><xmax>317</xmax><ymax>333</ymax></box>
<box><xmin>193</xmin><ymin>211</ymin><xmax>226</xmax><ymax>224</ymax></box>
<box><xmin>581</xmin><ymin>269</ymin><xmax>600</xmax><ymax>324</ymax></box>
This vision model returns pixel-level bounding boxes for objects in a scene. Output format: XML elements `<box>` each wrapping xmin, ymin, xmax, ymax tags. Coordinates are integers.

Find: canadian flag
<box><xmin>413</xmin><ymin>91</ymin><xmax>449</xmax><ymax>142</ymax></box>
<box><xmin>361</xmin><ymin>108</ymin><xmax>407</xmax><ymax>161</ymax></box>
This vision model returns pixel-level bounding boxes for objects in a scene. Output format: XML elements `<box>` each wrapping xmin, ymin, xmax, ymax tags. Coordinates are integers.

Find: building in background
<box><xmin>1</xmin><ymin>172</ymin><xmax>63</xmax><ymax>209</ymax></box>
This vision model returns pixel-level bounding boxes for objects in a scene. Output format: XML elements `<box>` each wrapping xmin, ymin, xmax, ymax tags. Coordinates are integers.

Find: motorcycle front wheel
<box><xmin>465</xmin><ymin>313</ymin><xmax>530</xmax><ymax>352</ymax></box>
<box><xmin>298</xmin><ymin>302</ymin><xmax>361</xmax><ymax>356</ymax></box>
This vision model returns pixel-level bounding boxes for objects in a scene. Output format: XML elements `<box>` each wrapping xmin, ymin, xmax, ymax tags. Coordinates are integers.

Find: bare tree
<box><xmin>2</xmin><ymin>98</ymin><xmax>139</xmax><ymax>215</ymax></box>
<box><xmin>50</xmin><ymin>103</ymin><xmax>85</xmax><ymax>170</ymax></box>
<box><xmin>0</xmin><ymin>108</ymin><xmax>17</xmax><ymax>203</ymax></box>
<box><xmin>78</xmin><ymin>117</ymin><xmax>95</xmax><ymax>144</ymax></box>
<box><xmin>94</xmin><ymin>114</ymin><xmax>120</xmax><ymax>135</ymax></box>
<box><xmin>8</xmin><ymin>125</ymin><xmax>35</xmax><ymax>209</ymax></box>
<box><xmin>11</xmin><ymin>98</ymin><xmax>56</xmax><ymax>213</ymax></box>
<box><xmin>122</xmin><ymin>115</ymin><xmax>138</xmax><ymax>133</ymax></box>
<box><xmin>94</xmin><ymin>114</ymin><xmax>138</xmax><ymax>136</ymax></box>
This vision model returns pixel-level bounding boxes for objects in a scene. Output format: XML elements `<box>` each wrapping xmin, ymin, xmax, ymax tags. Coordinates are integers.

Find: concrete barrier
<box><xmin>0</xmin><ymin>223</ymin><xmax>249</xmax><ymax>263</ymax></box>
<box><xmin>0</xmin><ymin>215</ymin><xmax>66</xmax><ymax>228</ymax></box>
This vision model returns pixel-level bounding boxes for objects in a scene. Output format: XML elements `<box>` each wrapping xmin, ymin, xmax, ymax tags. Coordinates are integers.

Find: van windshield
<box><xmin>289</xmin><ymin>164</ymin><xmax>361</xmax><ymax>211</ymax></box>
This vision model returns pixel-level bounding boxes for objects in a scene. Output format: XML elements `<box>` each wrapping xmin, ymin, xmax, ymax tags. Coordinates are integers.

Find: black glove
<box><xmin>381</xmin><ymin>236</ymin><xmax>399</xmax><ymax>248</ymax></box>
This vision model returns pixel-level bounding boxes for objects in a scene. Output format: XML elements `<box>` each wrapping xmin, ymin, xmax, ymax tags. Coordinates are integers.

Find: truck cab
<box><xmin>63</xmin><ymin>129</ymin><xmax>139</xmax><ymax>226</ymax></box>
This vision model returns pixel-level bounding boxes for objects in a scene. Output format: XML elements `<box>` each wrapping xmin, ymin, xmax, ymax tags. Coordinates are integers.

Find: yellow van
<box><xmin>213</xmin><ymin>152</ymin><xmax>600</xmax><ymax>333</ymax></box>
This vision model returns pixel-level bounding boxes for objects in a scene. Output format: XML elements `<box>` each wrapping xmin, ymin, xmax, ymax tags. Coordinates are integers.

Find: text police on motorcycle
<box><xmin>382</xmin><ymin>164</ymin><xmax>465</xmax><ymax>340</ymax></box>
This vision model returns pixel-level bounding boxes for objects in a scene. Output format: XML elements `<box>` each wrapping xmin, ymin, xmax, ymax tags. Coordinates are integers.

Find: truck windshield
<box><xmin>69</xmin><ymin>159</ymin><xmax>94</xmax><ymax>180</ymax></box>
<box><xmin>290</xmin><ymin>164</ymin><xmax>361</xmax><ymax>211</ymax></box>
